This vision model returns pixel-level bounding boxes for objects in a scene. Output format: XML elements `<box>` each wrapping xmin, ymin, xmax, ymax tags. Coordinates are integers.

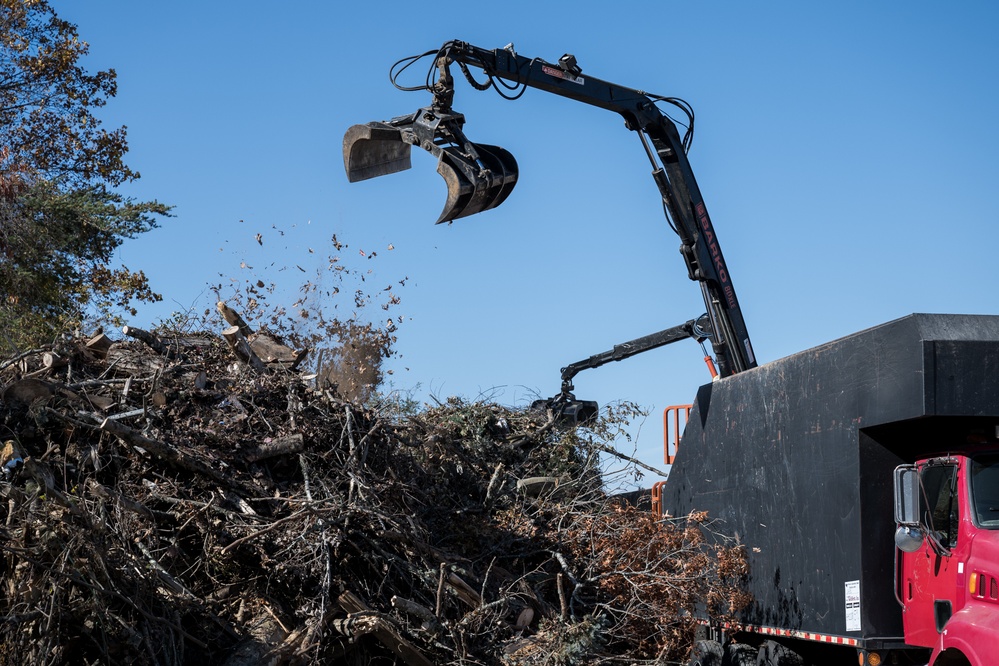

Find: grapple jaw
<box><xmin>530</xmin><ymin>395</ymin><xmax>599</xmax><ymax>426</ymax></box>
<box><xmin>342</xmin><ymin>122</ymin><xmax>412</xmax><ymax>183</ymax></box>
<box><xmin>343</xmin><ymin>108</ymin><xmax>518</xmax><ymax>224</ymax></box>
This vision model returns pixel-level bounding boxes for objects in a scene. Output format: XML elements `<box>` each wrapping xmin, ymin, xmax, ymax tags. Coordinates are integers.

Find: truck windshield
<box><xmin>970</xmin><ymin>455</ymin><xmax>999</xmax><ymax>529</ymax></box>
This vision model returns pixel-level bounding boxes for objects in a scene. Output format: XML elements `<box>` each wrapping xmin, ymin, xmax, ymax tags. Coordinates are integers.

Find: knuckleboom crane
<box><xmin>343</xmin><ymin>40</ymin><xmax>756</xmax><ymax>417</ymax></box>
<box><xmin>343</xmin><ymin>43</ymin><xmax>999</xmax><ymax>666</ymax></box>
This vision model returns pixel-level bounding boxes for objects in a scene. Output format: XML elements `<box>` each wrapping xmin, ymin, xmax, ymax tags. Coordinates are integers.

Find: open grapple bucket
<box><xmin>342</xmin><ymin>122</ymin><xmax>413</xmax><ymax>183</ymax></box>
<box><xmin>343</xmin><ymin>108</ymin><xmax>518</xmax><ymax>224</ymax></box>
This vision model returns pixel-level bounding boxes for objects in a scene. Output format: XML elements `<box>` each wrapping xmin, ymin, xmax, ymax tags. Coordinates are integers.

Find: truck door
<box><xmin>901</xmin><ymin>461</ymin><xmax>961</xmax><ymax>647</ymax></box>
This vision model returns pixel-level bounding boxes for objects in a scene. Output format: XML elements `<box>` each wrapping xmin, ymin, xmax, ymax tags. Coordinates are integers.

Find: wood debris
<box><xmin>0</xmin><ymin>318</ymin><xmax>749</xmax><ymax>665</ymax></box>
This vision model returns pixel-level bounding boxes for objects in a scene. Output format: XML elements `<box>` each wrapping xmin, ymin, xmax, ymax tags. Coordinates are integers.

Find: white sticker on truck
<box><xmin>845</xmin><ymin>580</ymin><xmax>861</xmax><ymax>632</ymax></box>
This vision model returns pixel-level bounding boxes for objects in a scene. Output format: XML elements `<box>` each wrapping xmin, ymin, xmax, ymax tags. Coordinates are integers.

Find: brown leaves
<box><xmin>560</xmin><ymin>504</ymin><xmax>751</xmax><ymax>660</ymax></box>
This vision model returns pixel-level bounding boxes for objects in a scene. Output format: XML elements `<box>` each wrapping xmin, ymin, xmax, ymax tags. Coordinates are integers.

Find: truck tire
<box><xmin>756</xmin><ymin>640</ymin><xmax>803</xmax><ymax>666</ymax></box>
<box><xmin>724</xmin><ymin>642</ymin><xmax>757</xmax><ymax>665</ymax></box>
<box><xmin>688</xmin><ymin>639</ymin><xmax>724</xmax><ymax>666</ymax></box>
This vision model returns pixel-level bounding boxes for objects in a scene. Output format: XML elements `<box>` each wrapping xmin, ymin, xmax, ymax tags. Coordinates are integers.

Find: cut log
<box><xmin>85</xmin><ymin>333</ymin><xmax>113</xmax><ymax>359</ymax></box>
<box><xmin>217</xmin><ymin>302</ymin><xmax>254</xmax><ymax>336</ymax></box>
<box><xmin>194</xmin><ymin>370</ymin><xmax>208</xmax><ymax>390</ymax></box>
<box><xmin>0</xmin><ymin>347</ymin><xmax>47</xmax><ymax>372</ymax></box>
<box><xmin>100</xmin><ymin>418</ymin><xmax>231</xmax><ymax>487</ymax></box>
<box><xmin>447</xmin><ymin>572</ymin><xmax>482</xmax><ymax>607</ymax></box>
<box><xmin>248</xmin><ymin>331</ymin><xmax>307</xmax><ymax>370</ymax></box>
<box><xmin>514</xmin><ymin>607</ymin><xmax>535</xmax><ymax>632</ymax></box>
<box><xmin>391</xmin><ymin>595</ymin><xmax>442</xmax><ymax>633</ymax></box>
<box><xmin>122</xmin><ymin>326</ymin><xmax>172</xmax><ymax>356</ymax></box>
<box><xmin>42</xmin><ymin>352</ymin><xmax>67</xmax><ymax>370</ymax></box>
<box><xmin>334</xmin><ymin>614</ymin><xmax>432</xmax><ymax>666</ymax></box>
<box><xmin>221</xmin><ymin>327</ymin><xmax>266</xmax><ymax>374</ymax></box>
<box><xmin>82</xmin><ymin>392</ymin><xmax>116</xmax><ymax>411</ymax></box>
<box><xmin>337</xmin><ymin>590</ymin><xmax>371</xmax><ymax>614</ymax></box>
<box><xmin>106</xmin><ymin>346</ymin><xmax>171</xmax><ymax>376</ymax></box>
<box><xmin>244</xmin><ymin>434</ymin><xmax>304</xmax><ymax>462</ymax></box>
<box><xmin>516</xmin><ymin>476</ymin><xmax>561</xmax><ymax>497</ymax></box>
<box><xmin>169</xmin><ymin>335</ymin><xmax>213</xmax><ymax>349</ymax></box>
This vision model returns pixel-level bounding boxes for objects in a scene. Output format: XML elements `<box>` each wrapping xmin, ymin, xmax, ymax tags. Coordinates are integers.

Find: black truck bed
<box><xmin>663</xmin><ymin>313</ymin><xmax>999</xmax><ymax>646</ymax></box>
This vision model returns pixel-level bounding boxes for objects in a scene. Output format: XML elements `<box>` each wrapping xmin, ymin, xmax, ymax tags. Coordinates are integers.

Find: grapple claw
<box><xmin>435</xmin><ymin>143</ymin><xmax>518</xmax><ymax>224</ymax></box>
<box><xmin>530</xmin><ymin>396</ymin><xmax>599</xmax><ymax>426</ymax></box>
<box><xmin>342</xmin><ymin>122</ymin><xmax>413</xmax><ymax>183</ymax></box>
<box><xmin>343</xmin><ymin>109</ymin><xmax>518</xmax><ymax>223</ymax></box>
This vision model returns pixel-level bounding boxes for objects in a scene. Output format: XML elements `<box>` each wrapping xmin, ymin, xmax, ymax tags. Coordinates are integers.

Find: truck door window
<box><xmin>920</xmin><ymin>464</ymin><xmax>959</xmax><ymax>550</ymax></box>
<box><xmin>970</xmin><ymin>455</ymin><xmax>999</xmax><ymax>528</ymax></box>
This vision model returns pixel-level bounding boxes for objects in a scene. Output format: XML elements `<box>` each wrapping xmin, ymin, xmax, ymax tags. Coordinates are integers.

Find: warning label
<box><xmin>845</xmin><ymin>580</ymin><xmax>861</xmax><ymax>632</ymax></box>
<box><xmin>541</xmin><ymin>65</ymin><xmax>584</xmax><ymax>85</ymax></box>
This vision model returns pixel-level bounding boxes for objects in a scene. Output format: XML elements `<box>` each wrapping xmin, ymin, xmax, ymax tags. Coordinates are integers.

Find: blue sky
<box><xmin>55</xmin><ymin>2</ymin><xmax>999</xmax><ymax>478</ymax></box>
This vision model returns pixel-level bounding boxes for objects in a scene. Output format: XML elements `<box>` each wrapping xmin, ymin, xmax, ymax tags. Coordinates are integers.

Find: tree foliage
<box><xmin>0</xmin><ymin>180</ymin><xmax>169</xmax><ymax>348</ymax></box>
<box><xmin>0</xmin><ymin>0</ymin><xmax>132</xmax><ymax>186</ymax></box>
<box><xmin>0</xmin><ymin>0</ymin><xmax>169</xmax><ymax>352</ymax></box>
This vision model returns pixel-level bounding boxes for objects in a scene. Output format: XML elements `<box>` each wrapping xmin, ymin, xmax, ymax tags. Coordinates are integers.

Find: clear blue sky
<box><xmin>55</xmin><ymin>2</ymin><xmax>999</xmax><ymax>479</ymax></box>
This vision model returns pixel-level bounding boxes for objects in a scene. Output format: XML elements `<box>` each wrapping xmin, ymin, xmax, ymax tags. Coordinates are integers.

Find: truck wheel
<box><xmin>756</xmin><ymin>640</ymin><xmax>803</xmax><ymax>666</ymax></box>
<box><xmin>688</xmin><ymin>639</ymin><xmax>724</xmax><ymax>666</ymax></box>
<box><xmin>724</xmin><ymin>642</ymin><xmax>757</xmax><ymax>665</ymax></box>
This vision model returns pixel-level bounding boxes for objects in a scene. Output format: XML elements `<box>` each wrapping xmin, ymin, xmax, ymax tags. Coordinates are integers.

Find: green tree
<box><xmin>0</xmin><ymin>0</ymin><xmax>169</xmax><ymax>352</ymax></box>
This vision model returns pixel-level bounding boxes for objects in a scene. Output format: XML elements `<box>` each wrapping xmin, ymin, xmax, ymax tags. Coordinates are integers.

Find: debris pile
<box><xmin>0</xmin><ymin>323</ymin><xmax>748</xmax><ymax>665</ymax></box>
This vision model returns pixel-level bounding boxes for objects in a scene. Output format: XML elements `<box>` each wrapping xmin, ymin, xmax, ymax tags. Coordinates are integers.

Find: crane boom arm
<box><xmin>344</xmin><ymin>40</ymin><xmax>756</xmax><ymax>377</ymax></box>
<box><xmin>560</xmin><ymin>319</ymin><xmax>700</xmax><ymax>387</ymax></box>
<box><xmin>438</xmin><ymin>41</ymin><xmax>755</xmax><ymax>376</ymax></box>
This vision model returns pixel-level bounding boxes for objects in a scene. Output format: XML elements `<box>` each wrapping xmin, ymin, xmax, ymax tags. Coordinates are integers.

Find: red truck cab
<box><xmin>895</xmin><ymin>452</ymin><xmax>999</xmax><ymax>665</ymax></box>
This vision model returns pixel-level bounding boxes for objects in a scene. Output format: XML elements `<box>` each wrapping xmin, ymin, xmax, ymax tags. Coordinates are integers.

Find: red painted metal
<box><xmin>900</xmin><ymin>458</ymin><xmax>966</xmax><ymax>647</ymax></box>
<box><xmin>899</xmin><ymin>456</ymin><xmax>999</xmax><ymax>664</ymax></box>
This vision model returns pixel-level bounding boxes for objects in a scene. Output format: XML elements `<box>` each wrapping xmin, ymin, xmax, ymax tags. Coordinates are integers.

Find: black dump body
<box><xmin>663</xmin><ymin>313</ymin><xmax>999</xmax><ymax>648</ymax></box>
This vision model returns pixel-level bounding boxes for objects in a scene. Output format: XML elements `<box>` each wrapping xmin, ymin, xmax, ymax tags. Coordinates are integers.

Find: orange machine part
<box><xmin>650</xmin><ymin>480</ymin><xmax>667</xmax><ymax>517</ymax></box>
<box><xmin>663</xmin><ymin>404</ymin><xmax>691</xmax><ymax>465</ymax></box>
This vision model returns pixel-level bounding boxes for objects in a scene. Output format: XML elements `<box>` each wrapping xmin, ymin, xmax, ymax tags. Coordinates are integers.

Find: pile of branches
<box><xmin>0</xmin><ymin>320</ymin><xmax>749</xmax><ymax>665</ymax></box>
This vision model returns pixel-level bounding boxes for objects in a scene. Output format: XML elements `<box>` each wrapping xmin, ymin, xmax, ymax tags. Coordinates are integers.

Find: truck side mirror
<box><xmin>894</xmin><ymin>465</ymin><xmax>920</xmax><ymax>525</ymax></box>
<box><xmin>894</xmin><ymin>465</ymin><xmax>925</xmax><ymax>553</ymax></box>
